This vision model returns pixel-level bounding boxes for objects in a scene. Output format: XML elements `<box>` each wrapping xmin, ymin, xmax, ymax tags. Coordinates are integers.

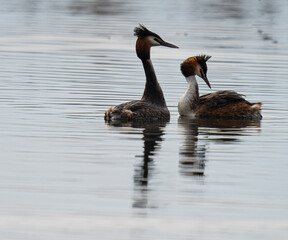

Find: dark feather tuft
<box><xmin>196</xmin><ymin>55</ymin><xmax>211</xmax><ymax>74</ymax></box>
<box><xmin>134</xmin><ymin>24</ymin><xmax>162</xmax><ymax>39</ymax></box>
<box><xmin>196</xmin><ymin>55</ymin><xmax>211</xmax><ymax>62</ymax></box>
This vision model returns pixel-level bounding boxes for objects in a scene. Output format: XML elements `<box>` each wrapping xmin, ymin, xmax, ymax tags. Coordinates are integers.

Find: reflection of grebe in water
<box><xmin>105</xmin><ymin>25</ymin><xmax>178</xmax><ymax>122</ymax></box>
<box><xmin>178</xmin><ymin>117</ymin><xmax>206</xmax><ymax>176</ymax></box>
<box><xmin>178</xmin><ymin>55</ymin><xmax>262</xmax><ymax>119</ymax></box>
<box><xmin>134</xmin><ymin>122</ymin><xmax>166</xmax><ymax>209</ymax></box>
<box><xmin>106</xmin><ymin>120</ymin><xmax>166</xmax><ymax>209</ymax></box>
<box><xmin>178</xmin><ymin>117</ymin><xmax>261</xmax><ymax>177</ymax></box>
<box><xmin>133</xmin><ymin>122</ymin><xmax>165</xmax><ymax>185</ymax></box>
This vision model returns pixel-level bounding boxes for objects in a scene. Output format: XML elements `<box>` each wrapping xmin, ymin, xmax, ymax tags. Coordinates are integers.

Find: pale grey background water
<box><xmin>0</xmin><ymin>0</ymin><xmax>288</xmax><ymax>239</ymax></box>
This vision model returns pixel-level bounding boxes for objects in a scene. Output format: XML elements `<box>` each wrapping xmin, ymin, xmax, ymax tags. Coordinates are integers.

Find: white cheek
<box><xmin>148</xmin><ymin>36</ymin><xmax>160</xmax><ymax>46</ymax></box>
<box><xmin>196</xmin><ymin>66</ymin><xmax>202</xmax><ymax>78</ymax></box>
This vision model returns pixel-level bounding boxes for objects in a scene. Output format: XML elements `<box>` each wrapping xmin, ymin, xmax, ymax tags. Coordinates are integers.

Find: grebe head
<box><xmin>180</xmin><ymin>55</ymin><xmax>212</xmax><ymax>88</ymax></box>
<box><xmin>134</xmin><ymin>24</ymin><xmax>178</xmax><ymax>59</ymax></box>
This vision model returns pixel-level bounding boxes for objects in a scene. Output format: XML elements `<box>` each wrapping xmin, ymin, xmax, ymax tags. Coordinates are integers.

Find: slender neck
<box><xmin>185</xmin><ymin>75</ymin><xmax>199</xmax><ymax>99</ymax></box>
<box><xmin>140</xmin><ymin>58</ymin><xmax>167</xmax><ymax>107</ymax></box>
<box><xmin>185</xmin><ymin>75</ymin><xmax>199</xmax><ymax>107</ymax></box>
<box><xmin>178</xmin><ymin>75</ymin><xmax>199</xmax><ymax>115</ymax></box>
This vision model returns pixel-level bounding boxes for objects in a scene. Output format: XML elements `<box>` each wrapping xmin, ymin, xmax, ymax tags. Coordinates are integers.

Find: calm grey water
<box><xmin>0</xmin><ymin>0</ymin><xmax>288</xmax><ymax>239</ymax></box>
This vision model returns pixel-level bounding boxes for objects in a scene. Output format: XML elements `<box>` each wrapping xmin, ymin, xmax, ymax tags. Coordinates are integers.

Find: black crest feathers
<box><xmin>196</xmin><ymin>55</ymin><xmax>211</xmax><ymax>74</ymax></box>
<box><xmin>134</xmin><ymin>24</ymin><xmax>161</xmax><ymax>39</ymax></box>
<box><xmin>196</xmin><ymin>55</ymin><xmax>211</xmax><ymax>62</ymax></box>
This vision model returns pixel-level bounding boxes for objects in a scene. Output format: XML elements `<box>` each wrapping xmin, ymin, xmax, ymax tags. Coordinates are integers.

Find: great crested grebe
<box><xmin>178</xmin><ymin>55</ymin><xmax>262</xmax><ymax>119</ymax></box>
<box><xmin>105</xmin><ymin>25</ymin><xmax>178</xmax><ymax>122</ymax></box>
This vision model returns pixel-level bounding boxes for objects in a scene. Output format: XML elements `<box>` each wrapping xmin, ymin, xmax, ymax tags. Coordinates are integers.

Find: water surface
<box><xmin>0</xmin><ymin>0</ymin><xmax>288</xmax><ymax>239</ymax></box>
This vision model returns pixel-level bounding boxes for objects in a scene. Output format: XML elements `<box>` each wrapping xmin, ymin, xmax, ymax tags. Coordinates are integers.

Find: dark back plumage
<box><xmin>134</xmin><ymin>24</ymin><xmax>162</xmax><ymax>39</ymax></box>
<box><xmin>199</xmin><ymin>90</ymin><xmax>250</xmax><ymax>107</ymax></box>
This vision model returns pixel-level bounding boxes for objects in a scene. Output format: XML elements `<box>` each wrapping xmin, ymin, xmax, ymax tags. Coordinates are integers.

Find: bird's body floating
<box><xmin>105</xmin><ymin>25</ymin><xmax>178</xmax><ymax>122</ymax></box>
<box><xmin>178</xmin><ymin>55</ymin><xmax>262</xmax><ymax>120</ymax></box>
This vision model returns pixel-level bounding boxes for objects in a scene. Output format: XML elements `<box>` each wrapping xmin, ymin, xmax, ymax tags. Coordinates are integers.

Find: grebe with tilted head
<box><xmin>178</xmin><ymin>55</ymin><xmax>262</xmax><ymax>119</ymax></box>
<box><xmin>105</xmin><ymin>25</ymin><xmax>178</xmax><ymax>122</ymax></box>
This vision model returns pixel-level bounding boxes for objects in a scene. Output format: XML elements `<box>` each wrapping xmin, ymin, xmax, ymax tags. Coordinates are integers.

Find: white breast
<box><xmin>178</xmin><ymin>93</ymin><xmax>196</xmax><ymax>117</ymax></box>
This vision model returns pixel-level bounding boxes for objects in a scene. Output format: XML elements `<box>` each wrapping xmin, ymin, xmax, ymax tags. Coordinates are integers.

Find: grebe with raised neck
<box><xmin>105</xmin><ymin>25</ymin><xmax>178</xmax><ymax>122</ymax></box>
<box><xmin>178</xmin><ymin>55</ymin><xmax>262</xmax><ymax>119</ymax></box>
